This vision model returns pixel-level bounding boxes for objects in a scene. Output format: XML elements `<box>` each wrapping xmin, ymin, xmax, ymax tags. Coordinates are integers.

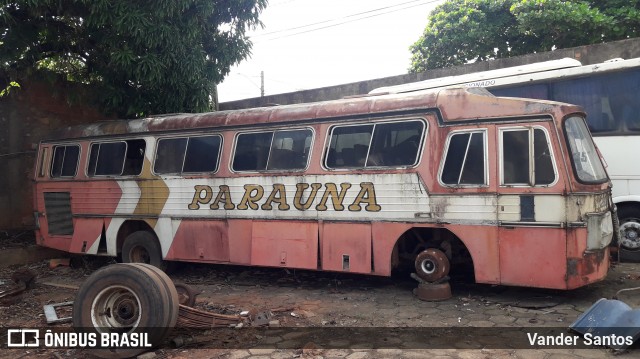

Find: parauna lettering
<box><xmin>188</xmin><ymin>182</ymin><xmax>381</xmax><ymax>212</ymax></box>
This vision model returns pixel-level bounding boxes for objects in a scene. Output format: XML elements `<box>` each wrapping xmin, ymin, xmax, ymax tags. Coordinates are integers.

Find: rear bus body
<box><xmin>32</xmin><ymin>88</ymin><xmax>615</xmax><ymax>289</ymax></box>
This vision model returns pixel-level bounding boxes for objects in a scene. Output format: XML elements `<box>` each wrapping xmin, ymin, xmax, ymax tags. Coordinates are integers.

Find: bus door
<box><xmin>495</xmin><ymin>125</ymin><xmax>569</xmax><ymax>288</ymax></box>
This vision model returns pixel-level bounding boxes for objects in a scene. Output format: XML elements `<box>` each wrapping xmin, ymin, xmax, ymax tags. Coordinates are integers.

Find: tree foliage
<box><xmin>409</xmin><ymin>0</ymin><xmax>640</xmax><ymax>73</ymax></box>
<box><xmin>0</xmin><ymin>0</ymin><xmax>266</xmax><ymax>117</ymax></box>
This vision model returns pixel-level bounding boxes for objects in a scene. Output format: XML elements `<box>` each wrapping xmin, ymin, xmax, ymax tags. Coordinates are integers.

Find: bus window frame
<box><xmin>499</xmin><ymin>125</ymin><xmax>559</xmax><ymax>188</ymax></box>
<box><xmin>152</xmin><ymin>134</ymin><xmax>224</xmax><ymax>176</ymax></box>
<box><xmin>50</xmin><ymin>144</ymin><xmax>81</xmax><ymax>179</ymax></box>
<box><xmin>322</xmin><ymin>118</ymin><xmax>427</xmax><ymax>171</ymax></box>
<box><xmin>230</xmin><ymin>126</ymin><xmax>315</xmax><ymax>174</ymax></box>
<box><xmin>438</xmin><ymin>129</ymin><xmax>488</xmax><ymax>188</ymax></box>
<box><xmin>37</xmin><ymin>147</ymin><xmax>49</xmax><ymax>178</ymax></box>
<box><xmin>87</xmin><ymin>139</ymin><xmax>148</xmax><ymax>177</ymax></box>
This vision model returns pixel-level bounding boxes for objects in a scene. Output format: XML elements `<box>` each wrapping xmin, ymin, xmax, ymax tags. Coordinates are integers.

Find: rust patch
<box><xmin>566</xmin><ymin>250</ymin><xmax>606</xmax><ymax>283</ymax></box>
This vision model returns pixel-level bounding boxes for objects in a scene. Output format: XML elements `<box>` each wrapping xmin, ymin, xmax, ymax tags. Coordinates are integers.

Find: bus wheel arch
<box><xmin>392</xmin><ymin>227</ymin><xmax>474</xmax><ymax>283</ymax></box>
<box><xmin>615</xmin><ymin>203</ymin><xmax>640</xmax><ymax>262</ymax></box>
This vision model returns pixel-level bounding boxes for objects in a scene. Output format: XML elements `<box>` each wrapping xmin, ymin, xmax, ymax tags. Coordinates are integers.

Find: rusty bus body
<box><xmin>32</xmin><ymin>88</ymin><xmax>615</xmax><ymax>289</ymax></box>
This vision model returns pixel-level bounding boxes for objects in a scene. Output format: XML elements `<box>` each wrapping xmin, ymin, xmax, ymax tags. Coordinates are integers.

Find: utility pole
<box><xmin>260</xmin><ymin>71</ymin><xmax>264</xmax><ymax>98</ymax></box>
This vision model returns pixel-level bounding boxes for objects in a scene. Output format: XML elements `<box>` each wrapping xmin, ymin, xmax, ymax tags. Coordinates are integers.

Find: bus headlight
<box><xmin>586</xmin><ymin>211</ymin><xmax>613</xmax><ymax>250</ymax></box>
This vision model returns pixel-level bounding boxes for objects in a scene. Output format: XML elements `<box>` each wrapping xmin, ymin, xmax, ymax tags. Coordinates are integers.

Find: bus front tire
<box><xmin>414</xmin><ymin>248</ymin><xmax>450</xmax><ymax>282</ymax></box>
<box><xmin>121</xmin><ymin>231</ymin><xmax>167</xmax><ymax>271</ymax></box>
<box><xmin>617</xmin><ymin>206</ymin><xmax>640</xmax><ymax>262</ymax></box>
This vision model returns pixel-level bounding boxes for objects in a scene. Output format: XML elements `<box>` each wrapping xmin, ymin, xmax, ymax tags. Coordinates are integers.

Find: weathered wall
<box><xmin>0</xmin><ymin>80</ymin><xmax>111</xmax><ymax>230</ymax></box>
<box><xmin>220</xmin><ymin>37</ymin><xmax>640</xmax><ymax>110</ymax></box>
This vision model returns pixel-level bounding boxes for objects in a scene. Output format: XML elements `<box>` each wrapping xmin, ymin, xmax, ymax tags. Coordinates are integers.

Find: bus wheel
<box><xmin>618</xmin><ymin>206</ymin><xmax>640</xmax><ymax>262</ymax></box>
<box><xmin>122</xmin><ymin>231</ymin><xmax>167</xmax><ymax>270</ymax></box>
<box><xmin>72</xmin><ymin>263</ymin><xmax>177</xmax><ymax>358</ymax></box>
<box><xmin>415</xmin><ymin>248</ymin><xmax>450</xmax><ymax>282</ymax></box>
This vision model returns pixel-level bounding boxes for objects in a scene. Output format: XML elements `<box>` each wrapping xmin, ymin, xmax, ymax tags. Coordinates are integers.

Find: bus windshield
<box><xmin>564</xmin><ymin>116</ymin><xmax>608</xmax><ymax>183</ymax></box>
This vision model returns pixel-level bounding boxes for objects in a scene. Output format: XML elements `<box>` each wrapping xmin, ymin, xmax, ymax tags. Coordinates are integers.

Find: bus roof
<box><xmin>370</xmin><ymin>57</ymin><xmax>640</xmax><ymax>95</ymax></box>
<box><xmin>44</xmin><ymin>87</ymin><xmax>580</xmax><ymax>141</ymax></box>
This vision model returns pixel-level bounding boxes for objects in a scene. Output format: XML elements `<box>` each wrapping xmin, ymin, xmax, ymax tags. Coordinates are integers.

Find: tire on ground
<box><xmin>414</xmin><ymin>248</ymin><xmax>450</xmax><ymax>282</ymax></box>
<box><xmin>72</xmin><ymin>263</ymin><xmax>174</xmax><ymax>358</ymax></box>
<box><xmin>121</xmin><ymin>231</ymin><xmax>168</xmax><ymax>270</ymax></box>
<box><xmin>127</xmin><ymin>263</ymin><xmax>179</xmax><ymax>342</ymax></box>
<box><xmin>129</xmin><ymin>263</ymin><xmax>179</xmax><ymax>329</ymax></box>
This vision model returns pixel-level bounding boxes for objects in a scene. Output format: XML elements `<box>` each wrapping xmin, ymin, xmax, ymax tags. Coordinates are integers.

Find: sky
<box><xmin>217</xmin><ymin>0</ymin><xmax>444</xmax><ymax>103</ymax></box>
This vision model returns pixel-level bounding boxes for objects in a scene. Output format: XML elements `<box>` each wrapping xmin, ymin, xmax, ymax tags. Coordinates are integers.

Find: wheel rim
<box><xmin>420</xmin><ymin>258</ymin><xmax>436</xmax><ymax>275</ymax></box>
<box><xmin>620</xmin><ymin>219</ymin><xmax>640</xmax><ymax>250</ymax></box>
<box><xmin>91</xmin><ymin>285</ymin><xmax>142</xmax><ymax>330</ymax></box>
<box><xmin>129</xmin><ymin>245</ymin><xmax>151</xmax><ymax>264</ymax></box>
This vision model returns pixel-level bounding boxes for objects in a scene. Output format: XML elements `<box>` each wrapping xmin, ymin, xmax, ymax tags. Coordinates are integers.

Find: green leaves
<box><xmin>410</xmin><ymin>0</ymin><xmax>640</xmax><ymax>72</ymax></box>
<box><xmin>0</xmin><ymin>81</ymin><xmax>20</xmax><ymax>97</ymax></box>
<box><xmin>0</xmin><ymin>0</ymin><xmax>266</xmax><ymax>117</ymax></box>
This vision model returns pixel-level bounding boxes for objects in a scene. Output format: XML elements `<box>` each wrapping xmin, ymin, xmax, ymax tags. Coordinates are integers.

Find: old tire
<box><xmin>128</xmin><ymin>263</ymin><xmax>179</xmax><ymax>341</ymax></box>
<box><xmin>617</xmin><ymin>206</ymin><xmax>640</xmax><ymax>262</ymax></box>
<box><xmin>415</xmin><ymin>248</ymin><xmax>450</xmax><ymax>282</ymax></box>
<box><xmin>121</xmin><ymin>231</ymin><xmax>167</xmax><ymax>270</ymax></box>
<box><xmin>72</xmin><ymin>263</ymin><xmax>175</xmax><ymax>358</ymax></box>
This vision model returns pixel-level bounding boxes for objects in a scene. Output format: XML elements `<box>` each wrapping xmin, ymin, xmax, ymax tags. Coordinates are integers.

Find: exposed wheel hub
<box><xmin>91</xmin><ymin>286</ymin><xmax>142</xmax><ymax>329</ymax></box>
<box><xmin>420</xmin><ymin>259</ymin><xmax>436</xmax><ymax>274</ymax></box>
<box><xmin>620</xmin><ymin>221</ymin><xmax>640</xmax><ymax>250</ymax></box>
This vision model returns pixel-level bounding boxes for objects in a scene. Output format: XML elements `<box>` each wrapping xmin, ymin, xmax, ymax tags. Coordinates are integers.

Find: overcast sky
<box><xmin>217</xmin><ymin>0</ymin><xmax>444</xmax><ymax>102</ymax></box>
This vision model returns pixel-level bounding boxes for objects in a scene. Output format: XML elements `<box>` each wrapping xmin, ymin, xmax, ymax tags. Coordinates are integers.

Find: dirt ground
<box><xmin>1</xmin><ymin>233</ymin><xmax>639</xmax><ymax>359</ymax></box>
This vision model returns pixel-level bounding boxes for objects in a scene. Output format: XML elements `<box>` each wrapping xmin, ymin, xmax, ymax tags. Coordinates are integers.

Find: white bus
<box><xmin>371</xmin><ymin>57</ymin><xmax>640</xmax><ymax>262</ymax></box>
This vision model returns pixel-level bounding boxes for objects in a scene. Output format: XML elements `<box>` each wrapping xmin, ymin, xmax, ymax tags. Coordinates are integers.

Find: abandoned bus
<box><xmin>33</xmin><ymin>87</ymin><xmax>615</xmax><ymax>289</ymax></box>
<box><xmin>372</xmin><ymin>57</ymin><xmax>640</xmax><ymax>262</ymax></box>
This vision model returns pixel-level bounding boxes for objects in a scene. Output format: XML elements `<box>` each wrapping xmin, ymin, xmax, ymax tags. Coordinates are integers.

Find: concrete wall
<box><xmin>0</xmin><ymin>80</ymin><xmax>111</xmax><ymax>230</ymax></box>
<box><xmin>220</xmin><ymin>37</ymin><xmax>640</xmax><ymax>111</ymax></box>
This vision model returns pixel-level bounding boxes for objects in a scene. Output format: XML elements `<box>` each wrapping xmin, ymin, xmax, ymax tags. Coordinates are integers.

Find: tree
<box><xmin>0</xmin><ymin>0</ymin><xmax>266</xmax><ymax>117</ymax></box>
<box><xmin>409</xmin><ymin>0</ymin><xmax>640</xmax><ymax>73</ymax></box>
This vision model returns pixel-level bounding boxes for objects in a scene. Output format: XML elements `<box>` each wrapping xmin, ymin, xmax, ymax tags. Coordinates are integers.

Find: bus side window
<box><xmin>368</xmin><ymin>121</ymin><xmax>423</xmax><ymax>167</ymax></box>
<box><xmin>183</xmin><ymin>136</ymin><xmax>222</xmax><ymax>173</ymax></box>
<box><xmin>267</xmin><ymin>129</ymin><xmax>312</xmax><ymax>170</ymax></box>
<box><xmin>37</xmin><ymin>147</ymin><xmax>48</xmax><ymax>178</ymax></box>
<box><xmin>503</xmin><ymin>130</ymin><xmax>530</xmax><ymax>184</ymax></box>
<box><xmin>441</xmin><ymin>131</ymin><xmax>486</xmax><ymax>186</ymax></box>
<box><xmin>50</xmin><ymin>144</ymin><xmax>80</xmax><ymax>178</ymax></box>
<box><xmin>326</xmin><ymin>124</ymin><xmax>373</xmax><ymax>169</ymax></box>
<box><xmin>155</xmin><ymin>138</ymin><xmax>188</xmax><ymax>174</ymax></box>
<box><xmin>533</xmin><ymin>129</ymin><xmax>555</xmax><ymax>185</ymax></box>
<box><xmin>501</xmin><ymin>128</ymin><xmax>555</xmax><ymax>186</ymax></box>
<box><xmin>88</xmin><ymin>140</ymin><xmax>144</xmax><ymax>177</ymax></box>
<box><xmin>122</xmin><ymin>139</ymin><xmax>146</xmax><ymax>176</ymax></box>
<box><xmin>325</xmin><ymin>120</ymin><xmax>425</xmax><ymax>169</ymax></box>
<box><xmin>232</xmin><ymin>132</ymin><xmax>273</xmax><ymax>172</ymax></box>
<box><xmin>155</xmin><ymin>135</ymin><xmax>222</xmax><ymax>174</ymax></box>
